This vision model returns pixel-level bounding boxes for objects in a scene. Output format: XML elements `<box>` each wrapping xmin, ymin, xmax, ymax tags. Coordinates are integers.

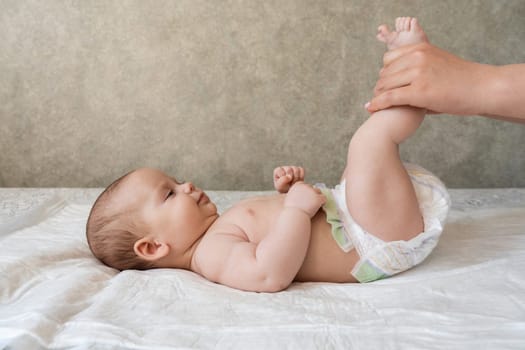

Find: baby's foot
<box><xmin>376</xmin><ymin>17</ymin><xmax>428</xmax><ymax>50</ymax></box>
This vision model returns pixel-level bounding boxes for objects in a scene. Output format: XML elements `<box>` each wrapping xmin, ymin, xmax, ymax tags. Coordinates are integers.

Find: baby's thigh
<box><xmin>344</xmin><ymin>132</ymin><xmax>423</xmax><ymax>242</ymax></box>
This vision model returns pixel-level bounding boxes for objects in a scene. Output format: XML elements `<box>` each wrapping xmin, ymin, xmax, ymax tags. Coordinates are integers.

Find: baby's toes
<box><xmin>376</xmin><ymin>25</ymin><xmax>390</xmax><ymax>43</ymax></box>
<box><xmin>410</xmin><ymin>18</ymin><xmax>421</xmax><ymax>32</ymax></box>
<box><xmin>395</xmin><ymin>17</ymin><xmax>403</xmax><ymax>31</ymax></box>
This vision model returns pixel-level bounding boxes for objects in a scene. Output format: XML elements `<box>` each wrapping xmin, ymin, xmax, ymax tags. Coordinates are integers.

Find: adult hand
<box><xmin>367</xmin><ymin>42</ymin><xmax>494</xmax><ymax>116</ymax></box>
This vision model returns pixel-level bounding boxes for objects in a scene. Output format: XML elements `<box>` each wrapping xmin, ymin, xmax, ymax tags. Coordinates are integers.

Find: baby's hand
<box><xmin>284</xmin><ymin>182</ymin><xmax>326</xmax><ymax>218</ymax></box>
<box><xmin>273</xmin><ymin>166</ymin><xmax>305</xmax><ymax>193</ymax></box>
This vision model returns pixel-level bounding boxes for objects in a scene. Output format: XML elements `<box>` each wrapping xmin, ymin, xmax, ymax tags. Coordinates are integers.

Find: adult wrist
<box><xmin>478</xmin><ymin>64</ymin><xmax>505</xmax><ymax>117</ymax></box>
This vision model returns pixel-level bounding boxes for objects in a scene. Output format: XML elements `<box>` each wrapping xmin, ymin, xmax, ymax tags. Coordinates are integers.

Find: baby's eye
<box><xmin>166</xmin><ymin>190</ymin><xmax>175</xmax><ymax>200</ymax></box>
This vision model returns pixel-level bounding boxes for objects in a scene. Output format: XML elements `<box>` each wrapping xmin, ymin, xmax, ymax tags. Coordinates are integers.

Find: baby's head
<box><xmin>86</xmin><ymin>168</ymin><xmax>218</xmax><ymax>270</ymax></box>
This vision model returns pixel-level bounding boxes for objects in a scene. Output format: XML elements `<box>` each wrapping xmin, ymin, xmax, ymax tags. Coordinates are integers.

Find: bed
<box><xmin>1</xmin><ymin>187</ymin><xmax>524</xmax><ymax>349</ymax></box>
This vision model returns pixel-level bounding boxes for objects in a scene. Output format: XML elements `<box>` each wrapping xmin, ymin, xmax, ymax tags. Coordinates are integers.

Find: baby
<box><xmin>86</xmin><ymin>17</ymin><xmax>450</xmax><ymax>292</ymax></box>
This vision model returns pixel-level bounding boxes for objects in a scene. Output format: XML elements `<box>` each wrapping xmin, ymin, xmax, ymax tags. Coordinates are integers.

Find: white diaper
<box><xmin>320</xmin><ymin>163</ymin><xmax>450</xmax><ymax>283</ymax></box>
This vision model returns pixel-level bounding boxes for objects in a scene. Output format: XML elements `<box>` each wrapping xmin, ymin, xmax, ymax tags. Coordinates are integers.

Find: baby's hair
<box><xmin>86</xmin><ymin>170</ymin><xmax>155</xmax><ymax>271</ymax></box>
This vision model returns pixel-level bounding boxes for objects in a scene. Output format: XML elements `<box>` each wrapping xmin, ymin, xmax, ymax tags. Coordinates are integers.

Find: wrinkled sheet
<box><xmin>1</xmin><ymin>188</ymin><xmax>524</xmax><ymax>349</ymax></box>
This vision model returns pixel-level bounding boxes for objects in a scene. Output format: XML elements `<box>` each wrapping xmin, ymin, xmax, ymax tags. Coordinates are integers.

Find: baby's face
<box><xmin>119</xmin><ymin>168</ymin><xmax>218</xmax><ymax>252</ymax></box>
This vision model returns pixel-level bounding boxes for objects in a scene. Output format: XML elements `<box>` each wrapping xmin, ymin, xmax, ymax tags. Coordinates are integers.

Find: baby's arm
<box><xmin>204</xmin><ymin>183</ymin><xmax>325</xmax><ymax>292</ymax></box>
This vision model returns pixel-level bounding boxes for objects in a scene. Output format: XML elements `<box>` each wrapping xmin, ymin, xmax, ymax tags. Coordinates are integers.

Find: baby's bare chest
<box><xmin>213</xmin><ymin>195</ymin><xmax>286</xmax><ymax>242</ymax></box>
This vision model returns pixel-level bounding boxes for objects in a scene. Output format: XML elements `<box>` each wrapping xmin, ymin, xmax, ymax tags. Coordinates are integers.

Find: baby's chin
<box><xmin>207</xmin><ymin>202</ymin><xmax>219</xmax><ymax>216</ymax></box>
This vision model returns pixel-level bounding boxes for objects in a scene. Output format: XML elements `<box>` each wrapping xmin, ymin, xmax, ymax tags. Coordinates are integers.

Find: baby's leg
<box><xmin>344</xmin><ymin>106</ymin><xmax>424</xmax><ymax>242</ymax></box>
<box><xmin>343</xmin><ymin>17</ymin><xmax>428</xmax><ymax>242</ymax></box>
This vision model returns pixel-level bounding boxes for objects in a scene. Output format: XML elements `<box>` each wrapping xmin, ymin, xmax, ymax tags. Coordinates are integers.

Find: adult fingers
<box><xmin>374</xmin><ymin>68</ymin><xmax>418</xmax><ymax>95</ymax></box>
<box><xmin>367</xmin><ymin>92</ymin><xmax>442</xmax><ymax>114</ymax></box>
<box><xmin>382</xmin><ymin>42</ymin><xmax>428</xmax><ymax>66</ymax></box>
<box><xmin>366</xmin><ymin>86</ymin><xmax>415</xmax><ymax>112</ymax></box>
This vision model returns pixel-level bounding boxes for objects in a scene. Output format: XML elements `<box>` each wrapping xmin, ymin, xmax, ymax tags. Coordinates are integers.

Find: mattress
<box><xmin>1</xmin><ymin>187</ymin><xmax>525</xmax><ymax>349</ymax></box>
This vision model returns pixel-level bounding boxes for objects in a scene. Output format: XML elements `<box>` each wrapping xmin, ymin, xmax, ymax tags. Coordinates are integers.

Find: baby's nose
<box><xmin>184</xmin><ymin>182</ymin><xmax>194</xmax><ymax>193</ymax></box>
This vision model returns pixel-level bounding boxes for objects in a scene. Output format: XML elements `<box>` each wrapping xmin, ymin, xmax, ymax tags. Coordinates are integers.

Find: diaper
<box><xmin>317</xmin><ymin>163</ymin><xmax>450</xmax><ymax>283</ymax></box>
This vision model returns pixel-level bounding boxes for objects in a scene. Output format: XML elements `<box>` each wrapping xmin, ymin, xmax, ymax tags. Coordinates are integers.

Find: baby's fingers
<box><xmin>275</xmin><ymin>174</ymin><xmax>292</xmax><ymax>186</ymax></box>
<box><xmin>292</xmin><ymin>166</ymin><xmax>304</xmax><ymax>182</ymax></box>
<box><xmin>274</xmin><ymin>172</ymin><xmax>292</xmax><ymax>193</ymax></box>
<box><xmin>283</xmin><ymin>166</ymin><xmax>304</xmax><ymax>183</ymax></box>
<box><xmin>273</xmin><ymin>166</ymin><xmax>287</xmax><ymax>180</ymax></box>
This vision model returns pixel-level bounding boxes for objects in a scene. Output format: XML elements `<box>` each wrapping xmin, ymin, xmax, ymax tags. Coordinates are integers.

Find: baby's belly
<box><xmin>295</xmin><ymin>210</ymin><xmax>360</xmax><ymax>283</ymax></box>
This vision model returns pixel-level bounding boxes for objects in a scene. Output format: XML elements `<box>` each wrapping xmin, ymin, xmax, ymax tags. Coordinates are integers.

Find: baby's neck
<box><xmin>154</xmin><ymin>225</ymin><xmax>214</xmax><ymax>271</ymax></box>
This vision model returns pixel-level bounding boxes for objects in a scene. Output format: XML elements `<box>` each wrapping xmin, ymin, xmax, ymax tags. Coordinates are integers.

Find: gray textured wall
<box><xmin>1</xmin><ymin>0</ymin><xmax>524</xmax><ymax>189</ymax></box>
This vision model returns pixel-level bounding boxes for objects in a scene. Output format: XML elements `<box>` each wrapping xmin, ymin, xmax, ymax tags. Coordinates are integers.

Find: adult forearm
<box><xmin>255</xmin><ymin>208</ymin><xmax>311</xmax><ymax>290</ymax></box>
<box><xmin>483</xmin><ymin>64</ymin><xmax>525</xmax><ymax>122</ymax></box>
<box><xmin>369</xmin><ymin>43</ymin><xmax>525</xmax><ymax>123</ymax></box>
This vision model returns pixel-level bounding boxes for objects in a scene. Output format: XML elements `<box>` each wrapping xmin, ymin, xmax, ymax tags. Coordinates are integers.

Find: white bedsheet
<box><xmin>1</xmin><ymin>188</ymin><xmax>525</xmax><ymax>349</ymax></box>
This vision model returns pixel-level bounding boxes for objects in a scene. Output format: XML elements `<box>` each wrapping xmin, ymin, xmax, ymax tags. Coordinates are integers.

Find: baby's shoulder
<box><xmin>192</xmin><ymin>221</ymin><xmax>249</xmax><ymax>280</ymax></box>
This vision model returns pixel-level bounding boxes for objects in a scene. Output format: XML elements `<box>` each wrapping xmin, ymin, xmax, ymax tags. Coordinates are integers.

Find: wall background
<box><xmin>1</xmin><ymin>0</ymin><xmax>524</xmax><ymax>189</ymax></box>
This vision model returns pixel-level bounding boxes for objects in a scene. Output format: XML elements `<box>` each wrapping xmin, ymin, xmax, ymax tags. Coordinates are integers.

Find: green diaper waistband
<box><xmin>317</xmin><ymin>186</ymin><xmax>354</xmax><ymax>253</ymax></box>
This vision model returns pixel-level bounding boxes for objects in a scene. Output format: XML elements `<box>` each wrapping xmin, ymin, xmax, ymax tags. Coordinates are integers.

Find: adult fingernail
<box><xmin>364</xmin><ymin>102</ymin><xmax>370</xmax><ymax>109</ymax></box>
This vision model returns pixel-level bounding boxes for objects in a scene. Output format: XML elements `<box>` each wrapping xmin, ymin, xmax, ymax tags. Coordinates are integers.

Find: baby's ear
<box><xmin>133</xmin><ymin>237</ymin><xmax>170</xmax><ymax>261</ymax></box>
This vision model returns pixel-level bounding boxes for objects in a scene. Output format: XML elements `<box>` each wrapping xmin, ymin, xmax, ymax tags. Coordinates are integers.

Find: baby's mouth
<box><xmin>197</xmin><ymin>192</ymin><xmax>208</xmax><ymax>205</ymax></box>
